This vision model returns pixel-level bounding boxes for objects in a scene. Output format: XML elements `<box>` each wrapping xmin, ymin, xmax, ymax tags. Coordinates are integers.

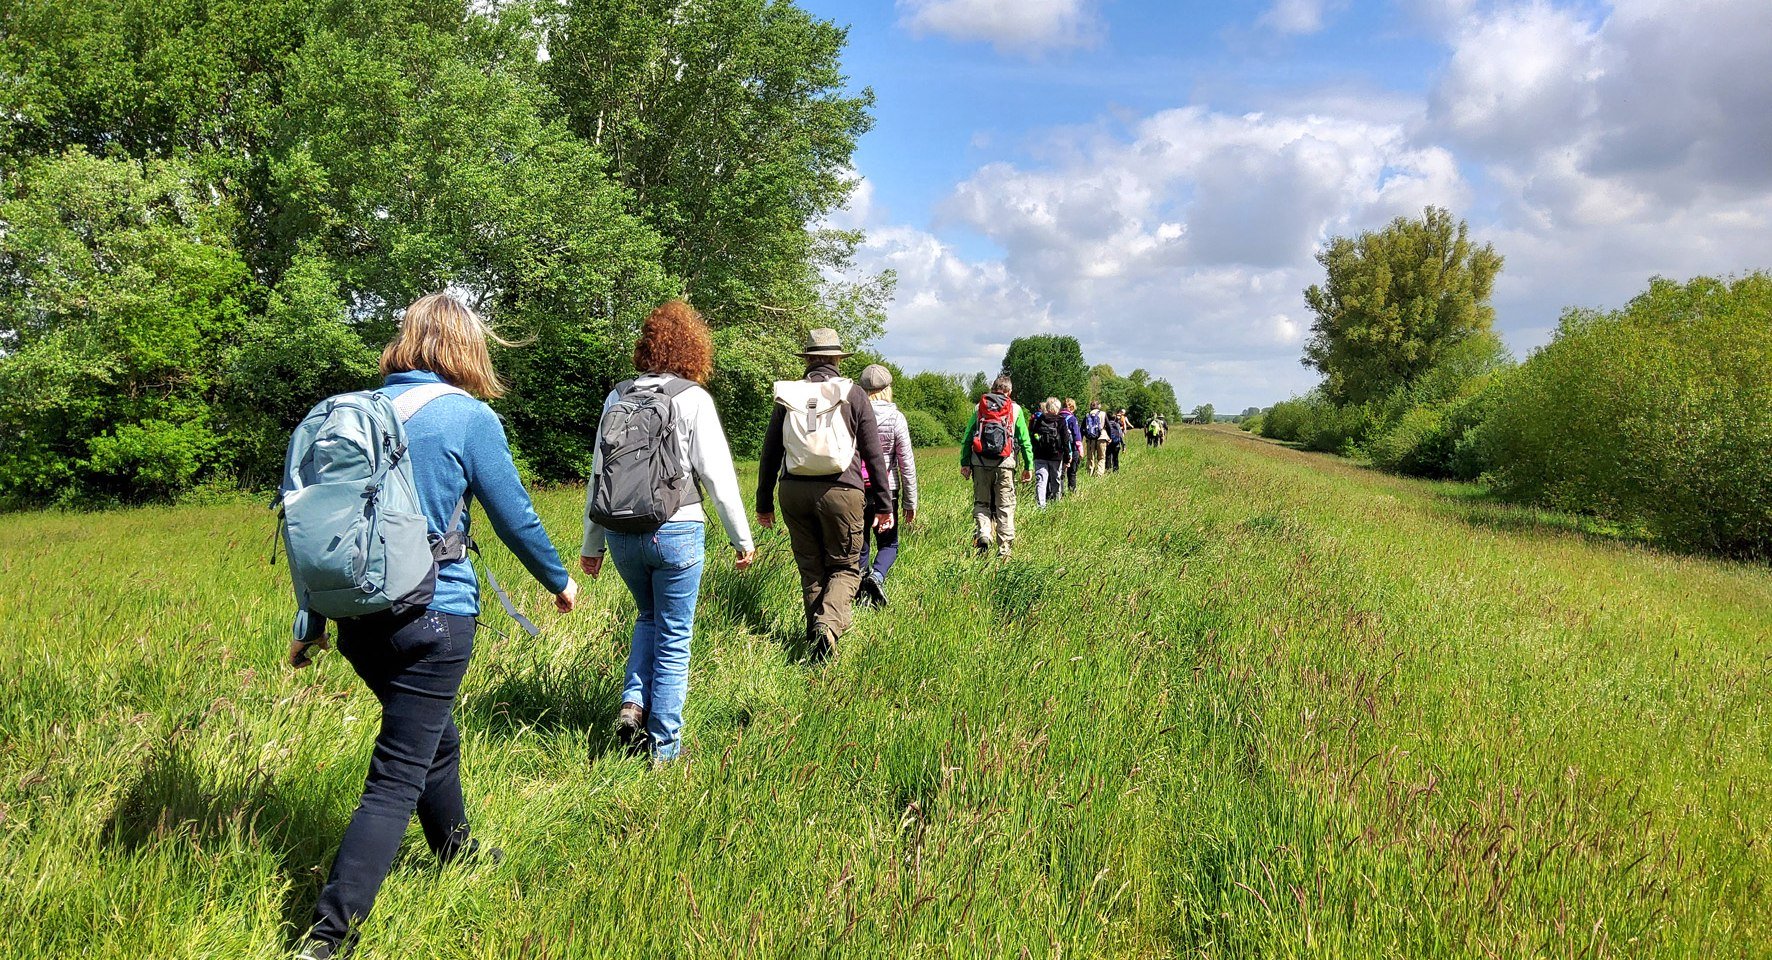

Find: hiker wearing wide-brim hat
<box><xmin>796</xmin><ymin>327</ymin><xmax>854</xmax><ymax>361</ymax></box>
<box><xmin>756</xmin><ymin>329</ymin><xmax>891</xmax><ymax>662</ymax></box>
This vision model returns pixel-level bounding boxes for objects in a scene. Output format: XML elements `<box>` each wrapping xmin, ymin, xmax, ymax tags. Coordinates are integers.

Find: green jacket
<box><xmin>960</xmin><ymin>399</ymin><xmax>1035</xmax><ymax>471</ymax></box>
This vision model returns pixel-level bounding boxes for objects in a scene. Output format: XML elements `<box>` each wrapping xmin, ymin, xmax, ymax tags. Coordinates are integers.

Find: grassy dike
<box><xmin>1</xmin><ymin>427</ymin><xmax>1767</xmax><ymax>958</ymax></box>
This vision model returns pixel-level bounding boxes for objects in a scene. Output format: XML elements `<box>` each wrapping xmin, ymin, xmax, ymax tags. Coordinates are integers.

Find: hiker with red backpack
<box><xmin>961</xmin><ymin>374</ymin><xmax>1034</xmax><ymax>558</ymax></box>
<box><xmin>755</xmin><ymin>329</ymin><xmax>892</xmax><ymax>661</ymax></box>
<box><xmin>283</xmin><ymin>294</ymin><xmax>577</xmax><ymax>960</ymax></box>
<box><xmin>579</xmin><ymin>301</ymin><xmax>756</xmax><ymax>765</ymax></box>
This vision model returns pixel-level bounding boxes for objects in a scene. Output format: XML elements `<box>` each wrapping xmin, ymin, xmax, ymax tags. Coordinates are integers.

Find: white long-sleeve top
<box><xmin>872</xmin><ymin>400</ymin><xmax>919</xmax><ymax>512</ymax></box>
<box><xmin>580</xmin><ymin>375</ymin><xmax>756</xmax><ymax>559</ymax></box>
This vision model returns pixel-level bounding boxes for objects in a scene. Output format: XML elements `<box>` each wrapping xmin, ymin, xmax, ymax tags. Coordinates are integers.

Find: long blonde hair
<box><xmin>380</xmin><ymin>293</ymin><xmax>511</xmax><ymax>399</ymax></box>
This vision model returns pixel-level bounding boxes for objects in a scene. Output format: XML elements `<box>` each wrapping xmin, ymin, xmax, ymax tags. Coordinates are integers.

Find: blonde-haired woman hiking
<box><xmin>295</xmin><ymin>293</ymin><xmax>577</xmax><ymax>960</ymax></box>
<box><xmin>855</xmin><ymin>364</ymin><xmax>917</xmax><ymax>607</ymax></box>
<box><xmin>580</xmin><ymin>300</ymin><xmax>756</xmax><ymax>764</ymax></box>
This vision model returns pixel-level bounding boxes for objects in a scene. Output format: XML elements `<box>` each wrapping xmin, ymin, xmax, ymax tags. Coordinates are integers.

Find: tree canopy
<box><xmin>1303</xmin><ymin>206</ymin><xmax>1503</xmax><ymax>405</ymax></box>
<box><xmin>1001</xmin><ymin>335</ymin><xmax>1089</xmax><ymax>408</ymax></box>
<box><xmin>0</xmin><ymin>0</ymin><xmax>884</xmax><ymax>503</ymax></box>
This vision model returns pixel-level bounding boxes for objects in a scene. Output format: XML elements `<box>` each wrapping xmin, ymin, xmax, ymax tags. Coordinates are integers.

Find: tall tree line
<box><xmin>0</xmin><ymin>0</ymin><xmax>888</xmax><ymax>505</ymax></box>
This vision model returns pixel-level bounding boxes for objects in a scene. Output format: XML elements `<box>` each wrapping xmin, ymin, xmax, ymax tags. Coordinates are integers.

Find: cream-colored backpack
<box><xmin>774</xmin><ymin>378</ymin><xmax>857</xmax><ymax>476</ymax></box>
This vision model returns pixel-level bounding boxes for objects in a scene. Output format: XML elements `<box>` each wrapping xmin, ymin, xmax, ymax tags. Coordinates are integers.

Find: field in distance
<box><xmin>0</xmin><ymin>427</ymin><xmax>1766</xmax><ymax>958</ymax></box>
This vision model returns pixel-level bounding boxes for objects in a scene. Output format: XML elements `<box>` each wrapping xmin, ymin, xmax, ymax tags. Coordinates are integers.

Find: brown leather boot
<box><xmin>615</xmin><ymin>702</ymin><xmax>647</xmax><ymax>754</ymax></box>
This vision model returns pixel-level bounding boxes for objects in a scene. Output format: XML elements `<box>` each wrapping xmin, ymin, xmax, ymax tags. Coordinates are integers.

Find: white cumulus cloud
<box><xmin>897</xmin><ymin>0</ymin><xmax>1102</xmax><ymax>55</ymax></box>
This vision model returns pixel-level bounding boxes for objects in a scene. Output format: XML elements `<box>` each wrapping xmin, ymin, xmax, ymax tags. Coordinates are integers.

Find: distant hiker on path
<box><xmin>1084</xmin><ymin>400</ymin><xmax>1108</xmax><ymax>477</ymax></box>
<box><xmin>961</xmin><ymin>374</ymin><xmax>1034</xmax><ymax>558</ymax></box>
<box><xmin>1062</xmin><ymin>398</ymin><xmax>1083</xmax><ymax>493</ymax></box>
<box><xmin>580</xmin><ymin>300</ymin><xmax>755</xmax><ymax>764</ymax></box>
<box><xmin>1106</xmin><ymin>408</ymin><xmax>1128</xmax><ymax>473</ymax></box>
<box><xmin>756</xmin><ymin>329</ymin><xmax>892</xmax><ymax>661</ymax></box>
<box><xmin>855</xmin><ymin>363</ymin><xmax>918</xmax><ymax>608</ymax></box>
<box><xmin>1031</xmin><ymin>397</ymin><xmax>1069</xmax><ymax>508</ymax></box>
<box><xmin>288</xmin><ymin>294</ymin><xmax>578</xmax><ymax>960</ymax></box>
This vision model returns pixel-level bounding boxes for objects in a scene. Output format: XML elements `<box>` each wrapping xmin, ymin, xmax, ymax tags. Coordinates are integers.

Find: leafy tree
<box><xmin>1191</xmin><ymin>404</ymin><xmax>1216</xmax><ymax>424</ymax></box>
<box><xmin>1303</xmin><ymin>206</ymin><xmax>1503</xmax><ymax>405</ymax></box>
<box><xmin>1001</xmin><ymin>335</ymin><xmax>1088</xmax><ymax>408</ymax></box>
<box><xmin>540</xmin><ymin>0</ymin><xmax>879</xmax><ymax>329</ymax></box>
<box><xmin>967</xmin><ymin>371</ymin><xmax>991</xmax><ymax>400</ymax></box>
<box><xmin>1145</xmin><ymin>380</ymin><xmax>1181</xmax><ymax>421</ymax></box>
<box><xmin>0</xmin><ymin>151</ymin><xmax>256</xmax><ymax>502</ymax></box>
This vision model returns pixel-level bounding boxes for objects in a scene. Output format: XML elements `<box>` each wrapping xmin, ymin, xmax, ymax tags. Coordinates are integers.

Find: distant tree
<box><xmin>1146</xmin><ymin>379</ymin><xmax>1182</xmax><ymax>421</ymax></box>
<box><xmin>1240</xmin><ymin>407</ymin><xmax>1262</xmax><ymax>420</ymax></box>
<box><xmin>1303</xmin><ymin>206</ymin><xmax>1503</xmax><ymax>405</ymax></box>
<box><xmin>1001</xmin><ymin>335</ymin><xmax>1089</xmax><ymax>408</ymax></box>
<box><xmin>968</xmin><ymin>371</ymin><xmax>992</xmax><ymax>400</ymax></box>
<box><xmin>1191</xmin><ymin>404</ymin><xmax>1216</xmax><ymax>424</ymax></box>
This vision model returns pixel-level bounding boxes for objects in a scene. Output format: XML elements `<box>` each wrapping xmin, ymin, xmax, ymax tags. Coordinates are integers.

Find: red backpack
<box><xmin>972</xmin><ymin>393</ymin><xmax>1016</xmax><ymax>461</ymax></box>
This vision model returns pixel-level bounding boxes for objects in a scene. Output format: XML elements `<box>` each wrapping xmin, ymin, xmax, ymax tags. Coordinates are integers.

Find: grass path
<box><xmin>0</xmin><ymin>427</ymin><xmax>1767</xmax><ymax>958</ymax></box>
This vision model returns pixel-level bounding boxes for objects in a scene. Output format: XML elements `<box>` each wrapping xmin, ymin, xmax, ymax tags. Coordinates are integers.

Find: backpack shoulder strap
<box><xmin>391</xmin><ymin>382</ymin><xmax>470</xmax><ymax>423</ymax></box>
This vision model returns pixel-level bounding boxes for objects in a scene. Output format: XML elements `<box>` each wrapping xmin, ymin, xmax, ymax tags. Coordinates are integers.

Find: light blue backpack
<box><xmin>275</xmin><ymin>383</ymin><xmax>536</xmax><ymax>643</ymax></box>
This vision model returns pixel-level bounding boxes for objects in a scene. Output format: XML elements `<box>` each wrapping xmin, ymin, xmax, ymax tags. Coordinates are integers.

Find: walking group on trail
<box><xmin>273</xmin><ymin>293</ymin><xmax>1164</xmax><ymax>959</ymax></box>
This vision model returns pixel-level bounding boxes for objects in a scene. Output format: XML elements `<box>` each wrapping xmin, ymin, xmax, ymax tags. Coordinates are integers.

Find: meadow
<box><xmin>1</xmin><ymin>427</ymin><xmax>1767</xmax><ymax>959</ymax></box>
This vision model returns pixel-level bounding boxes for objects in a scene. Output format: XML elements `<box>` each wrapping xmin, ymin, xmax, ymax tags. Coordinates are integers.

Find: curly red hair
<box><xmin>633</xmin><ymin>300</ymin><xmax>714</xmax><ymax>385</ymax></box>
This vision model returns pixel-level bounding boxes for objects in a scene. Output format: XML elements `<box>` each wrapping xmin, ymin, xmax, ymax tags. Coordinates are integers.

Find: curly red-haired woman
<box><xmin>579</xmin><ymin>300</ymin><xmax>755</xmax><ymax>764</ymax></box>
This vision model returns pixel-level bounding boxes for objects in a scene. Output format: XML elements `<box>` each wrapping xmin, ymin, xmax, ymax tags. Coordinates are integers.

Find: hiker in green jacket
<box><xmin>960</xmin><ymin>374</ymin><xmax>1034</xmax><ymax>559</ymax></box>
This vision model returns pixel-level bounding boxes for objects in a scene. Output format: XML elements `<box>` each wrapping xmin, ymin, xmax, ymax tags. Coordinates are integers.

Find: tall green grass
<box><xmin>1</xmin><ymin>429</ymin><xmax>1767</xmax><ymax>958</ymax></box>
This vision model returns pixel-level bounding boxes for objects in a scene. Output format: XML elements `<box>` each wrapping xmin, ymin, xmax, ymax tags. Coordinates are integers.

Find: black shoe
<box><xmin>614</xmin><ymin>702</ymin><xmax>648</xmax><ymax>757</ymax></box>
<box><xmin>867</xmin><ymin>572</ymin><xmax>888</xmax><ymax>608</ymax></box>
<box><xmin>294</xmin><ymin>941</ymin><xmax>336</xmax><ymax>960</ymax></box>
<box><xmin>810</xmin><ymin>626</ymin><xmax>837</xmax><ymax>663</ymax></box>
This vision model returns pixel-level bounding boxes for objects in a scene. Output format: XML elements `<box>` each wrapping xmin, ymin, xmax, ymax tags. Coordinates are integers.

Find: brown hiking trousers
<box><xmin>779</xmin><ymin>479</ymin><xmax>866</xmax><ymax>640</ymax></box>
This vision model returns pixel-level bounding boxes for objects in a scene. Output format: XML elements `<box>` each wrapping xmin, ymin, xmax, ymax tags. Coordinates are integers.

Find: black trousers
<box><xmin>1107</xmin><ymin>441</ymin><xmax>1123</xmax><ymax>472</ymax></box>
<box><xmin>311</xmin><ymin>608</ymin><xmax>476</xmax><ymax>947</ymax></box>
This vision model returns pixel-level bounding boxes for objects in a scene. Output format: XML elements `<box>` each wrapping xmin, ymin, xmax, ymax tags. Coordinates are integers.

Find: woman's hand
<box><xmin>757</xmin><ymin>512</ymin><xmax>775</xmax><ymax>530</ymax></box>
<box><xmin>288</xmin><ymin>636</ymin><xmax>328</xmax><ymax>669</ymax></box>
<box><xmin>580</xmin><ymin>554</ymin><xmax>603</xmax><ymax>579</ymax></box>
<box><xmin>735</xmin><ymin>549</ymin><xmax>757</xmax><ymax>571</ymax></box>
<box><xmin>555</xmin><ymin>577</ymin><xmax>579</xmax><ymax>612</ymax></box>
<box><xmin>904</xmin><ymin>508</ymin><xmax>916</xmax><ymax>526</ymax></box>
<box><xmin>874</xmin><ymin>512</ymin><xmax>894</xmax><ymax>533</ymax></box>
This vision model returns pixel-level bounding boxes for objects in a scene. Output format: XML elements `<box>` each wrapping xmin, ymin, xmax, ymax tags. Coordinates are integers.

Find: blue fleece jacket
<box><xmin>379</xmin><ymin>371</ymin><xmax>569</xmax><ymax>616</ymax></box>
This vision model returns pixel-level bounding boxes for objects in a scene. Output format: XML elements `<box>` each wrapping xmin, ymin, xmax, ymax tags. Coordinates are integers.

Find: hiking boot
<box><xmin>293</xmin><ymin>941</ymin><xmax>336</xmax><ymax>960</ymax></box>
<box><xmin>615</xmin><ymin>702</ymin><xmax>647</xmax><ymax>756</ymax></box>
<box><xmin>810</xmin><ymin>625</ymin><xmax>837</xmax><ymax>663</ymax></box>
<box><xmin>866</xmin><ymin>572</ymin><xmax>888</xmax><ymax>608</ymax></box>
<box><xmin>973</xmin><ymin>537</ymin><xmax>990</xmax><ymax>556</ymax></box>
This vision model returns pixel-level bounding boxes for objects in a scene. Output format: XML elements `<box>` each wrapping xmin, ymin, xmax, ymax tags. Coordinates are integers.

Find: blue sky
<box><xmin>796</xmin><ymin>0</ymin><xmax>1772</xmax><ymax>412</ymax></box>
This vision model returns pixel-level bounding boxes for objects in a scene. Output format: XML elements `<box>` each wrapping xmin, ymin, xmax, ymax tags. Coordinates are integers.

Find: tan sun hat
<box><xmin>798</xmin><ymin>328</ymin><xmax>853</xmax><ymax>360</ymax></box>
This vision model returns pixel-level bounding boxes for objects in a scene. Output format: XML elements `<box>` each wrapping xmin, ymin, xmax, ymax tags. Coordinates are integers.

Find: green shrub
<box><xmin>1365</xmin><ymin>405</ymin><xmax>1453</xmax><ymax>476</ymax></box>
<box><xmin>1297</xmin><ymin>402</ymin><xmax>1375</xmax><ymax>455</ymax></box>
<box><xmin>1475</xmin><ymin>273</ymin><xmax>1772</xmax><ymax>557</ymax></box>
<box><xmin>902</xmin><ymin>409</ymin><xmax>955</xmax><ymax>448</ymax></box>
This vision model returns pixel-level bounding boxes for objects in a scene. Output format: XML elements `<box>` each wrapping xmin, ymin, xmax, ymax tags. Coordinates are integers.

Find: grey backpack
<box><xmin>587</xmin><ymin>377</ymin><xmax>701</xmax><ymax>534</ymax></box>
<box><xmin>276</xmin><ymin>383</ymin><xmax>537</xmax><ymax>641</ymax></box>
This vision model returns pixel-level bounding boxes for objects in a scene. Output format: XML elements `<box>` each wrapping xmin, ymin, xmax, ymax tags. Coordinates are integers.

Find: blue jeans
<box><xmin>859</xmin><ymin>501</ymin><xmax>900</xmax><ymax>582</ymax></box>
<box><xmin>606</xmin><ymin>521</ymin><xmax>706</xmax><ymax>761</ymax></box>
<box><xmin>312</xmin><ymin>608</ymin><xmax>476</xmax><ymax>948</ymax></box>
